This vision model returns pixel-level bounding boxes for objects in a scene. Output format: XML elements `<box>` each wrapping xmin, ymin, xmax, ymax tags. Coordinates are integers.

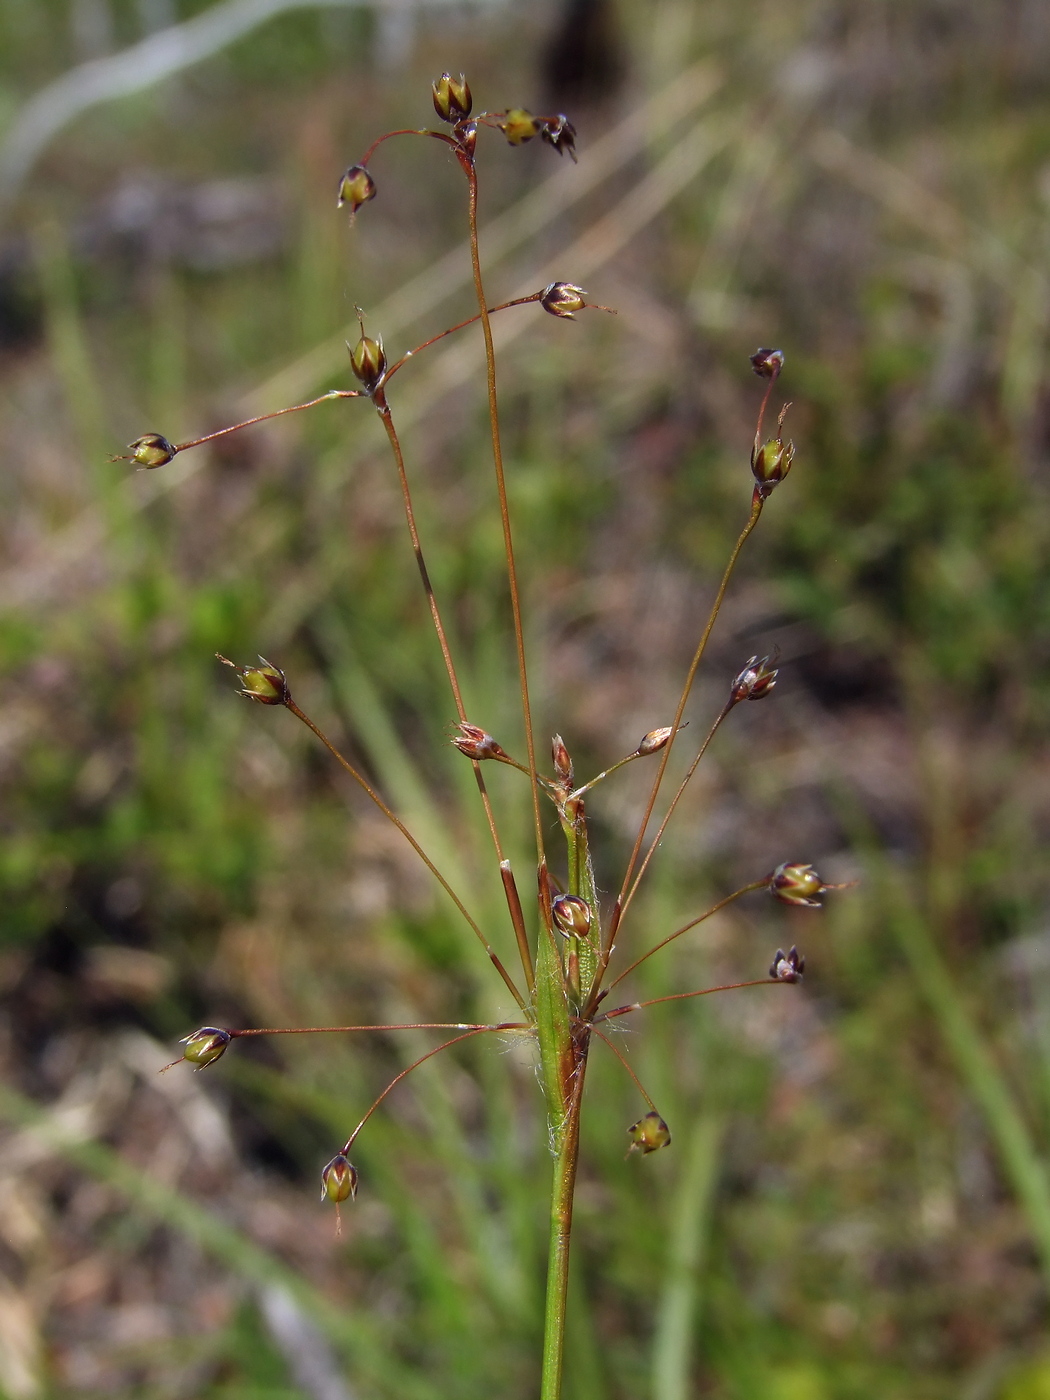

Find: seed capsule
<box><xmin>769</xmin><ymin>945</ymin><xmax>805</xmax><ymax>982</ymax></box>
<box><xmin>349</xmin><ymin>333</ymin><xmax>387</xmax><ymax>393</ymax></box>
<box><xmin>750</xmin><ymin>347</ymin><xmax>785</xmax><ymax>379</ymax></box>
<box><xmin>729</xmin><ymin>654</ymin><xmax>779</xmax><ymax>705</ymax></box>
<box><xmin>321</xmin><ymin>1154</ymin><xmax>359</xmax><ymax>1204</ymax></box>
<box><xmin>337</xmin><ymin>165</ymin><xmax>377</xmax><ymax>216</ymax></box>
<box><xmin>552</xmin><ymin>893</ymin><xmax>592</xmax><ymax>940</ymax></box>
<box><xmin>216</xmin><ymin>654</ymin><xmax>290</xmax><ymax>706</ymax></box>
<box><xmin>769</xmin><ymin>862</ymin><xmax>826</xmax><ymax>908</ymax></box>
<box><xmin>451</xmin><ymin>722</ymin><xmax>507</xmax><ymax>761</ymax></box>
<box><xmin>540</xmin><ymin>282</ymin><xmax>588</xmax><ymax>319</ymax></box>
<box><xmin>432</xmin><ymin>72</ymin><xmax>472</xmax><ymax>122</ymax></box>
<box><xmin>551</xmin><ymin>734</ymin><xmax>574</xmax><ymax>786</ymax></box>
<box><xmin>751</xmin><ymin>436</ymin><xmax>794</xmax><ymax>492</ymax></box>
<box><xmin>627</xmin><ymin>1111</ymin><xmax>671</xmax><ymax>1154</ymax></box>
<box><xmin>180</xmin><ymin>1027</ymin><xmax>231</xmax><ymax>1069</ymax></box>
<box><xmin>539</xmin><ymin>114</ymin><xmax>577</xmax><ymax>161</ymax></box>
<box><xmin>499</xmin><ymin>108</ymin><xmax>541</xmax><ymax>146</ymax></box>
<box><xmin>126</xmin><ymin>433</ymin><xmax>177</xmax><ymax>469</ymax></box>
<box><xmin>636</xmin><ymin>726</ymin><xmax>674</xmax><ymax>756</ymax></box>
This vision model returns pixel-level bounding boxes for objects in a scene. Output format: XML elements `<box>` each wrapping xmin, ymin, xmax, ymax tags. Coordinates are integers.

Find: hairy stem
<box><xmin>540</xmin><ymin>1039</ymin><xmax>588</xmax><ymax>1400</ymax></box>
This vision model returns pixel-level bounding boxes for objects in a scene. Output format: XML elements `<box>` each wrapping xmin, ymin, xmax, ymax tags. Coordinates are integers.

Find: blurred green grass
<box><xmin>2</xmin><ymin>1</ymin><xmax>1050</xmax><ymax>1397</ymax></box>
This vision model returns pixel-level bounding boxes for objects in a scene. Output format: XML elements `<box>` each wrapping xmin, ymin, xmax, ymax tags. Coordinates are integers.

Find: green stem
<box><xmin>540</xmin><ymin>1045</ymin><xmax>588</xmax><ymax>1400</ymax></box>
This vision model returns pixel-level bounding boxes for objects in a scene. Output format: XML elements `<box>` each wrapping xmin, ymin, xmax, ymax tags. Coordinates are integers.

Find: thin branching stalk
<box><xmin>465</xmin><ymin>161</ymin><xmax>546</xmax><ymax>868</ymax></box>
<box><xmin>592</xmin><ymin>1027</ymin><xmax>659</xmax><ymax>1112</ymax></box>
<box><xmin>606</xmin><ymin>881</ymin><xmax>769</xmax><ymax>993</ymax></box>
<box><xmin>286</xmin><ymin>696</ymin><xmax>528</xmax><ymax>1014</ymax></box>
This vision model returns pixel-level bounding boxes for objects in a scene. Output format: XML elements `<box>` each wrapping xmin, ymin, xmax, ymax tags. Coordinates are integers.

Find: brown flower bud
<box><xmin>729</xmin><ymin>654</ymin><xmax>778</xmax><ymax>705</ymax></box>
<box><xmin>540</xmin><ymin>282</ymin><xmax>588</xmax><ymax>319</ymax></box>
<box><xmin>636</xmin><ymin>726</ymin><xmax>674</xmax><ymax>756</ymax></box>
<box><xmin>349</xmin><ymin>333</ymin><xmax>387</xmax><ymax>393</ymax></box>
<box><xmin>451</xmin><ymin>722</ymin><xmax>507</xmax><ymax>761</ymax></box>
<box><xmin>627</xmin><ymin>1111</ymin><xmax>671</xmax><ymax>1154</ymax></box>
<box><xmin>552</xmin><ymin>893</ymin><xmax>592</xmax><ymax>940</ymax></box>
<box><xmin>126</xmin><ymin>433</ymin><xmax>177</xmax><ymax>469</ymax></box>
<box><xmin>180</xmin><ymin>1026</ymin><xmax>231</xmax><ymax>1069</ymax></box>
<box><xmin>769</xmin><ymin>862</ymin><xmax>826</xmax><ymax>908</ymax></box>
<box><xmin>337</xmin><ymin>164</ymin><xmax>376</xmax><ymax>216</ymax></box>
<box><xmin>750</xmin><ymin>347</ymin><xmax>784</xmax><ymax>379</ymax></box>
<box><xmin>769</xmin><ymin>945</ymin><xmax>805</xmax><ymax>982</ymax></box>
<box><xmin>539</xmin><ymin>114</ymin><xmax>577</xmax><ymax>161</ymax></box>
<box><xmin>216</xmin><ymin>654</ymin><xmax>290</xmax><ymax>706</ymax></box>
<box><xmin>551</xmin><ymin>734</ymin><xmax>574</xmax><ymax>786</ymax></box>
<box><xmin>432</xmin><ymin>72</ymin><xmax>472</xmax><ymax>122</ymax></box>
<box><xmin>499</xmin><ymin>109</ymin><xmax>541</xmax><ymax>146</ymax></box>
<box><xmin>321</xmin><ymin>1154</ymin><xmax>359</xmax><ymax>1204</ymax></box>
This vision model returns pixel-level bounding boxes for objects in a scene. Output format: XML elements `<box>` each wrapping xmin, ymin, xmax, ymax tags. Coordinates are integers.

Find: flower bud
<box><xmin>627</xmin><ymin>1111</ymin><xmax>671</xmax><ymax>1154</ymax></box>
<box><xmin>636</xmin><ymin>726</ymin><xmax>674</xmax><ymax>756</ymax></box>
<box><xmin>769</xmin><ymin>945</ymin><xmax>805</xmax><ymax>982</ymax></box>
<box><xmin>127</xmin><ymin>433</ymin><xmax>177</xmax><ymax>469</ymax></box>
<box><xmin>432</xmin><ymin>72</ymin><xmax>472</xmax><ymax>122</ymax></box>
<box><xmin>769</xmin><ymin>862</ymin><xmax>826</xmax><ymax>908</ymax></box>
<box><xmin>729</xmin><ymin>654</ymin><xmax>778</xmax><ymax>705</ymax></box>
<box><xmin>349</xmin><ymin>334</ymin><xmax>387</xmax><ymax>392</ymax></box>
<box><xmin>217</xmin><ymin>654</ymin><xmax>290</xmax><ymax>706</ymax></box>
<box><xmin>451</xmin><ymin>721</ymin><xmax>507</xmax><ymax>761</ymax></box>
<box><xmin>321</xmin><ymin>1154</ymin><xmax>359</xmax><ymax>1204</ymax></box>
<box><xmin>540</xmin><ymin>114</ymin><xmax>577</xmax><ymax>161</ymax></box>
<box><xmin>551</xmin><ymin>734</ymin><xmax>574</xmax><ymax>786</ymax></box>
<box><xmin>552</xmin><ymin>893</ymin><xmax>592</xmax><ymax>940</ymax></box>
<box><xmin>540</xmin><ymin>282</ymin><xmax>588</xmax><ymax>319</ymax></box>
<box><xmin>180</xmin><ymin>1026</ymin><xmax>231</xmax><ymax>1069</ymax></box>
<box><xmin>751</xmin><ymin>436</ymin><xmax>794</xmax><ymax>492</ymax></box>
<box><xmin>499</xmin><ymin>109</ymin><xmax>540</xmax><ymax>146</ymax></box>
<box><xmin>750</xmin><ymin>347</ymin><xmax>784</xmax><ymax>379</ymax></box>
<box><xmin>337</xmin><ymin>164</ymin><xmax>376</xmax><ymax>216</ymax></box>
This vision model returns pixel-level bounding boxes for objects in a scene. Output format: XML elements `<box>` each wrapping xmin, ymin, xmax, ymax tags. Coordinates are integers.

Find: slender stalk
<box><xmin>372</xmin><ymin>388</ymin><xmax>534</xmax><ymax>995</ymax></box>
<box><xmin>465</xmin><ymin>160</ymin><xmax>546</xmax><ymax>867</ymax></box>
<box><xmin>540</xmin><ymin>1040</ymin><xmax>588</xmax><ymax>1400</ymax></box>
<box><xmin>597</xmin><ymin>978</ymin><xmax>781</xmax><ymax>1023</ymax></box>
<box><xmin>228</xmin><ymin>1021</ymin><xmax>504</xmax><ymax>1037</ymax></box>
<box><xmin>592</xmin><ymin>1027</ymin><xmax>659</xmax><ymax>1113</ymax></box>
<box><xmin>619</xmin><ymin>703</ymin><xmax>733</xmax><ymax>922</ymax></box>
<box><xmin>606</xmin><ymin>881</ymin><xmax>767</xmax><ymax>994</ymax></box>
<box><xmin>382</xmin><ymin>294</ymin><xmax>543</xmax><ymax>382</ymax></box>
<box><xmin>342</xmin><ymin>1024</ymin><xmax>525</xmax><ymax>1152</ymax></box>
<box><xmin>592</xmin><ymin>497</ymin><xmax>765</xmax><ymax>1000</ymax></box>
<box><xmin>285</xmin><ymin>697</ymin><xmax>528</xmax><ymax>1015</ymax></box>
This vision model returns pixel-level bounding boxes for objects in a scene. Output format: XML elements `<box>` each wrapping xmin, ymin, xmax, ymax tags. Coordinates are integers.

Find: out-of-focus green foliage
<box><xmin>1</xmin><ymin>1</ymin><xmax>1050</xmax><ymax>1397</ymax></box>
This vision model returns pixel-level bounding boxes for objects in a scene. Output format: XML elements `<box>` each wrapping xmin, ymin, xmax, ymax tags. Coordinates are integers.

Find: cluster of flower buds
<box><xmin>496</xmin><ymin>109</ymin><xmax>577</xmax><ymax>160</ymax></box>
<box><xmin>123</xmin><ymin>433</ymin><xmax>177</xmax><ymax>469</ymax></box>
<box><xmin>552</xmin><ymin>893</ymin><xmax>592</xmax><ymax>940</ymax></box>
<box><xmin>337</xmin><ymin>164</ymin><xmax>376</xmax><ymax>217</ymax></box>
<box><xmin>432</xmin><ymin>72</ymin><xmax>472</xmax><ymax>122</ymax></box>
<box><xmin>729</xmin><ymin>653</ymin><xmax>779</xmax><ymax>705</ymax></box>
<box><xmin>321</xmin><ymin>1153</ymin><xmax>359</xmax><ymax>1204</ymax></box>
<box><xmin>627</xmin><ymin>1111</ymin><xmax>671</xmax><ymax>1155</ymax></box>
<box><xmin>349</xmin><ymin>330</ymin><xmax>387</xmax><ymax>394</ymax></box>
<box><xmin>750</xmin><ymin>347</ymin><xmax>784</xmax><ymax>379</ymax></box>
<box><xmin>216</xmin><ymin>654</ymin><xmax>291</xmax><ymax>706</ymax></box>
<box><xmin>180</xmin><ymin>1026</ymin><xmax>231</xmax><ymax>1069</ymax></box>
<box><xmin>769</xmin><ymin>945</ymin><xmax>805</xmax><ymax>982</ymax></box>
<box><xmin>769</xmin><ymin>862</ymin><xmax>827</xmax><ymax>908</ymax></box>
<box><xmin>451</xmin><ymin>721</ymin><xmax>508</xmax><ymax>762</ymax></box>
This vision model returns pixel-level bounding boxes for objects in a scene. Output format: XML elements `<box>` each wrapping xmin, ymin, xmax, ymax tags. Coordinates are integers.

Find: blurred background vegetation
<box><xmin>1</xmin><ymin>0</ymin><xmax>1050</xmax><ymax>1396</ymax></box>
